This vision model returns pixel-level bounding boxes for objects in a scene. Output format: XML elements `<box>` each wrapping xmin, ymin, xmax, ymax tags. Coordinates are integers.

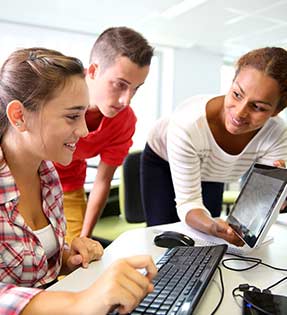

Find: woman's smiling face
<box><xmin>223</xmin><ymin>67</ymin><xmax>281</xmax><ymax>135</ymax></box>
<box><xmin>27</xmin><ymin>76</ymin><xmax>89</xmax><ymax>165</ymax></box>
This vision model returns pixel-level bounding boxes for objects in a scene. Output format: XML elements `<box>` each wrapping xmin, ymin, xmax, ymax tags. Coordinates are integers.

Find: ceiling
<box><xmin>1</xmin><ymin>0</ymin><xmax>287</xmax><ymax>61</ymax></box>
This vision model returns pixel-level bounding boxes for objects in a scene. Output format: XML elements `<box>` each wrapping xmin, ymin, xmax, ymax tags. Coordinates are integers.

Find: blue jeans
<box><xmin>140</xmin><ymin>143</ymin><xmax>224</xmax><ymax>226</ymax></box>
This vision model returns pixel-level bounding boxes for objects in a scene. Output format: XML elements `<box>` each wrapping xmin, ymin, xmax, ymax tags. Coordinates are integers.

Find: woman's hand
<box><xmin>186</xmin><ymin>208</ymin><xmax>244</xmax><ymax>246</ymax></box>
<box><xmin>23</xmin><ymin>255</ymin><xmax>157</xmax><ymax>315</ymax></box>
<box><xmin>210</xmin><ymin>218</ymin><xmax>244</xmax><ymax>246</ymax></box>
<box><xmin>273</xmin><ymin>159</ymin><xmax>286</xmax><ymax>168</ymax></box>
<box><xmin>62</xmin><ymin>237</ymin><xmax>104</xmax><ymax>273</ymax></box>
<box><xmin>75</xmin><ymin>255</ymin><xmax>158</xmax><ymax>315</ymax></box>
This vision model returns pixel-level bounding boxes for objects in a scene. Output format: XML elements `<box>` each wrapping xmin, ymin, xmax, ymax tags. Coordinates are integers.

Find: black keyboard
<box><xmin>130</xmin><ymin>244</ymin><xmax>227</xmax><ymax>315</ymax></box>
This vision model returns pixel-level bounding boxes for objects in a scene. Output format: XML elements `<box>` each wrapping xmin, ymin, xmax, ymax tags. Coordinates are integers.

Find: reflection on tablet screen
<box><xmin>227</xmin><ymin>165</ymin><xmax>287</xmax><ymax>248</ymax></box>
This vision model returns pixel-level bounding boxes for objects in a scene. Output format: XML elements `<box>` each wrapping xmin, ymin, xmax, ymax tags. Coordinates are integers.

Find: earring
<box><xmin>15</xmin><ymin>122</ymin><xmax>21</xmax><ymax>127</ymax></box>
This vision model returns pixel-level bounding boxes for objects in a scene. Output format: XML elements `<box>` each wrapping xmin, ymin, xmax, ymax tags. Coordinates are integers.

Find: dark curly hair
<box><xmin>235</xmin><ymin>47</ymin><xmax>287</xmax><ymax>111</ymax></box>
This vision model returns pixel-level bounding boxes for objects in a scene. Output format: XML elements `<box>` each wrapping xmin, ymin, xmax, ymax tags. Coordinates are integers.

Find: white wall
<box><xmin>0</xmin><ymin>21</ymin><xmax>95</xmax><ymax>67</ymax></box>
<box><xmin>172</xmin><ymin>47</ymin><xmax>222</xmax><ymax>107</ymax></box>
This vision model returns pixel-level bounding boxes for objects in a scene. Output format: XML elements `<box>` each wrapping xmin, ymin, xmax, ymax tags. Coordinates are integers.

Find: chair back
<box><xmin>119</xmin><ymin>151</ymin><xmax>145</xmax><ymax>223</ymax></box>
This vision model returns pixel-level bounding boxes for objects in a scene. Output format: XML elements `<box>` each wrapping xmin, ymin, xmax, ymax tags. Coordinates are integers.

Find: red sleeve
<box><xmin>101</xmin><ymin>107</ymin><xmax>137</xmax><ymax>166</ymax></box>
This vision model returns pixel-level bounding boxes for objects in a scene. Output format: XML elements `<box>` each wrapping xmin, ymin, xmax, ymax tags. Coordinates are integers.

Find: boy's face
<box><xmin>86</xmin><ymin>56</ymin><xmax>150</xmax><ymax>117</ymax></box>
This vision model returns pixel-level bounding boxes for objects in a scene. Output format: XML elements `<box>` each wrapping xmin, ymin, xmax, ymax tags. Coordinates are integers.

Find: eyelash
<box><xmin>233</xmin><ymin>91</ymin><xmax>242</xmax><ymax>100</ymax></box>
<box><xmin>233</xmin><ymin>91</ymin><xmax>267</xmax><ymax>112</ymax></box>
<box><xmin>251</xmin><ymin>104</ymin><xmax>267</xmax><ymax>112</ymax></box>
<box><xmin>114</xmin><ymin>81</ymin><xmax>127</xmax><ymax>90</ymax></box>
<box><xmin>113</xmin><ymin>82</ymin><xmax>140</xmax><ymax>94</ymax></box>
<box><xmin>66</xmin><ymin>115</ymin><xmax>80</xmax><ymax>121</ymax></box>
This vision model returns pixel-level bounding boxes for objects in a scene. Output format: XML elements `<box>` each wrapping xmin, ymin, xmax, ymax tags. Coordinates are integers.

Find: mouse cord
<box><xmin>209</xmin><ymin>266</ymin><xmax>224</xmax><ymax>315</ymax></box>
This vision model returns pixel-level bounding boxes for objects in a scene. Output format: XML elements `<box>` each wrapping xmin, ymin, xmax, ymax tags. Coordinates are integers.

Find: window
<box><xmin>220</xmin><ymin>64</ymin><xmax>234</xmax><ymax>94</ymax></box>
<box><xmin>131</xmin><ymin>53</ymin><xmax>160</xmax><ymax>150</ymax></box>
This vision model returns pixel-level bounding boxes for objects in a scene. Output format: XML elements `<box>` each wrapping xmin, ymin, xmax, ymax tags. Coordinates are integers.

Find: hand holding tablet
<box><xmin>227</xmin><ymin>163</ymin><xmax>287</xmax><ymax>249</ymax></box>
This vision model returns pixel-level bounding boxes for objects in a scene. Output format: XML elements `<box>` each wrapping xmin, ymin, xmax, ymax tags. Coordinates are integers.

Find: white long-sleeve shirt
<box><xmin>148</xmin><ymin>95</ymin><xmax>287</xmax><ymax>222</ymax></box>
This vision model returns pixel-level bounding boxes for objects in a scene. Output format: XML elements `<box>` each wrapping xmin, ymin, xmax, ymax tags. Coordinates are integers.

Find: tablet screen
<box><xmin>227</xmin><ymin>164</ymin><xmax>287</xmax><ymax>247</ymax></box>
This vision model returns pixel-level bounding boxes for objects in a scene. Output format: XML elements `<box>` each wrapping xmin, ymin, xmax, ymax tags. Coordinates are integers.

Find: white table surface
<box><xmin>48</xmin><ymin>214</ymin><xmax>287</xmax><ymax>314</ymax></box>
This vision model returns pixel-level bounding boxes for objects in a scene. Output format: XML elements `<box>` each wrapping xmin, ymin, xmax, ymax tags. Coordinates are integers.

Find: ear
<box><xmin>87</xmin><ymin>63</ymin><xmax>99</xmax><ymax>79</ymax></box>
<box><xmin>6</xmin><ymin>100</ymin><xmax>26</xmax><ymax>131</ymax></box>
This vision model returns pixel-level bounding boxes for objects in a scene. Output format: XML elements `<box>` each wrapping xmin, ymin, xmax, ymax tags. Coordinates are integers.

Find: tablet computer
<box><xmin>226</xmin><ymin>163</ymin><xmax>287</xmax><ymax>248</ymax></box>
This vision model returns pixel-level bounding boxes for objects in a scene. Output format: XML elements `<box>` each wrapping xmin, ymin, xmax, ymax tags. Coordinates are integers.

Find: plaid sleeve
<box><xmin>0</xmin><ymin>283</ymin><xmax>42</xmax><ymax>315</ymax></box>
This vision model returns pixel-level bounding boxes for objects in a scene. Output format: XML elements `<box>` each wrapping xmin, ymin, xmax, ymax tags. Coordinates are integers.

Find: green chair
<box><xmin>92</xmin><ymin>151</ymin><xmax>146</xmax><ymax>243</ymax></box>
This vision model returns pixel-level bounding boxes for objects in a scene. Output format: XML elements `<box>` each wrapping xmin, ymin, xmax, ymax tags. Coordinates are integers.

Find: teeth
<box><xmin>232</xmin><ymin>118</ymin><xmax>242</xmax><ymax>125</ymax></box>
<box><xmin>65</xmin><ymin>143</ymin><xmax>76</xmax><ymax>148</ymax></box>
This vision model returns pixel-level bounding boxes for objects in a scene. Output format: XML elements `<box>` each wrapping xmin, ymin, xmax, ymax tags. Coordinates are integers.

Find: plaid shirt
<box><xmin>0</xmin><ymin>149</ymin><xmax>66</xmax><ymax>315</ymax></box>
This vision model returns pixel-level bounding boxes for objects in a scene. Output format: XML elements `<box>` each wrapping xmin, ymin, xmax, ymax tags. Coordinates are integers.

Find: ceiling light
<box><xmin>161</xmin><ymin>0</ymin><xmax>208</xmax><ymax>19</ymax></box>
<box><xmin>225</xmin><ymin>15</ymin><xmax>247</xmax><ymax>25</ymax></box>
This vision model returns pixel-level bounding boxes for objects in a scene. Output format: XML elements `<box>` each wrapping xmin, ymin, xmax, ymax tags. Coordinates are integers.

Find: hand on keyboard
<box><xmin>97</xmin><ymin>255</ymin><xmax>157</xmax><ymax>315</ymax></box>
<box><xmin>129</xmin><ymin>245</ymin><xmax>227</xmax><ymax>315</ymax></box>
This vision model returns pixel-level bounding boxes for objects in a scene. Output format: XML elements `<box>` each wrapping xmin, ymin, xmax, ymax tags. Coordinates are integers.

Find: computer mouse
<box><xmin>153</xmin><ymin>231</ymin><xmax>195</xmax><ymax>248</ymax></box>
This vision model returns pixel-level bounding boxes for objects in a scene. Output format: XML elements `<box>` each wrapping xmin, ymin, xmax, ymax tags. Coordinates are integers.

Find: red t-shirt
<box><xmin>55</xmin><ymin>106</ymin><xmax>136</xmax><ymax>192</ymax></box>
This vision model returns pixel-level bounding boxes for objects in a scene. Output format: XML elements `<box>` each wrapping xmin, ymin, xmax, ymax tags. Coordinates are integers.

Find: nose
<box><xmin>235</xmin><ymin>102</ymin><xmax>248</xmax><ymax>119</ymax></box>
<box><xmin>119</xmin><ymin>90</ymin><xmax>132</xmax><ymax>107</ymax></box>
<box><xmin>76</xmin><ymin>117</ymin><xmax>89</xmax><ymax>138</ymax></box>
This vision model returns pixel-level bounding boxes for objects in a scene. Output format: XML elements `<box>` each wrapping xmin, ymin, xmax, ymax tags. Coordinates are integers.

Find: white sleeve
<box><xmin>257</xmin><ymin>124</ymin><xmax>287</xmax><ymax>165</ymax></box>
<box><xmin>167</xmin><ymin>119</ymin><xmax>209</xmax><ymax>223</ymax></box>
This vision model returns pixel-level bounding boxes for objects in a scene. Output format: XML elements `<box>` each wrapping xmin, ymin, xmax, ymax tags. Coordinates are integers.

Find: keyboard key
<box><xmin>128</xmin><ymin>244</ymin><xmax>227</xmax><ymax>315</ymax></box>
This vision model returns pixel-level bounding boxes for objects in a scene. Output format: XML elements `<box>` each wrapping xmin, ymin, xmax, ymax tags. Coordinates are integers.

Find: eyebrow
<box><xmin>64</xmin><ymin>105</ymin><xmax>87</xmax><ymax>111</ymax></box>
<box><xmin>234</xmin><ymin>81</ymin><xmax>273</xmax><ymax>107</ymax></box>
<box><xmin>118</xmin><ymin>78</ymin><xmax>131</xmax><ymax>85</ymax></box>
<box><xmin>235</xmin><ymin>81</ymin><xmax>245</xmax><ymax>95</ymax></box>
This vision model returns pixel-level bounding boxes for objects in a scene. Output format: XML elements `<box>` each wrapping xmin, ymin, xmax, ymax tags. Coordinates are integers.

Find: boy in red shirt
<box><xmin>55</xmin><ymin>27</ymin><xmax>153</xmax><ymax>244</ymax></box>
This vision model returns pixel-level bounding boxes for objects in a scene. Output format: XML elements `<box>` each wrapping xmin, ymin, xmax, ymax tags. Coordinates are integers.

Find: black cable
<box><xmin>232</xmin><ymin>287</ymin><xmax>273</xmax><ymax>315</ymax></box>
<box><xmin>222</xmin><ymin>255</ymin><xmax>261</xmax><ymax>271</ymax></box>
<box><xmin>266</xmin><ymin>276</ymin><xmax>287</xmax><ymax>291</ymax></box>
<box><xmin>209</xmin><ymin>266</ymin><xmax>224</xmax><ymax>315</ymax></box>
<box><xmin>222</xmin><ymin>252</ymin><xmax>287</xmax><ymax>314</ymax></box>
<box><xmin>222</xmin><ymin>254</ymin><xmax>287</xmax><ymax>291</ymax></box>
<box><xmin>222</xmin><ymin>253</ymin><xmax>287</xmax><ymax>272</ymax></box>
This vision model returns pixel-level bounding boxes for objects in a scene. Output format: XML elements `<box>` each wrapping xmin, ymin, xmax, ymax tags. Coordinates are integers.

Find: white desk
<box><xmin>49</xmin><ymin>214</ymin><xmax>287</xmax><ymax>314</ymax></box>
<box><xmin>84</xmin><ymin>164</ymin><xmax>120</xmax><ymax>193</ymax></box>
